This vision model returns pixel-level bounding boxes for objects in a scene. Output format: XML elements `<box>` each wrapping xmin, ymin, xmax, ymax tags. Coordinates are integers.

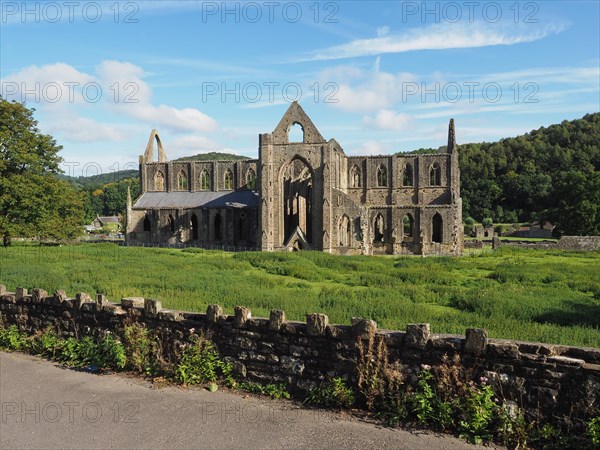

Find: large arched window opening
<box><xmin>214</xmin><ymin>213</ymin><xmax>222</xmax><ymax>240</ymax></box>
<box><xmin>224</xmin><ymin>169</ymin><xmax>234</xmax><ymax>190</ymax></box>
<box><xmin>403</xmin><ymin>214</ymin><xmax>414</xmax><ymax>239</ymax></box>
<box><xmin>282</xmin><ymin>157</ymin><xmax>313</xmax><ymax>244</ymax></box>
<box><xmin>154</xmin><ymin>171</ymin><xmax>165</xmax><ymax>191</ymax></box>
<box><xmin>177</xmin><ymin>170</ymin><xmax>188</xmax><ymax>191</ymax></box>
<box><xmin>143</xmin><ymin>215</ymin><xmax>151</xmax><ymax>232</ymax></box>
<box><xmin>403</xmin><ymin>163</ymin><xmax>413</xmax><ymax>187</ymax></box>
<box><xmin>246</xmin><ymin>168</ymin><xmax>257</xmax><ymax>190</ymax></box>
<box><xmin>350</xmin><ymin>165</ymin><xmax>361</xmax><ymax>188</ymax></box>
<box><xmin>339</xmin><ymin>215</ymin><xmax>351</xmax><ymax>247</ymax></box>
<box><xmin>432</xmin><ymin>213</ymin><xmax>443</xmax><ymax>243</ymax></box>
<box><xmin>354</xmin><ymin>217</ymin><xmax>362</xmax><ymax>241</ymax></box>
<box><xmin>237</xmin><ymin>213</ymin><xmax>246</xmax><ymax>242</ymax></box>
<box><xmin>288</xmin><ymin>122</ymin><xmax>304</xmax><ymax>143</ymax></box>
<box><xmin>200</xmin><ymin>170</ymin><xmax>210</xmax><ymax>190</ymax></box>
<box><xmin>430</xmin><ymin>163</ymin><xmax>441</xmax><ymax>186</ymax></box>
<box><xmin>377</xmin><ymin>165</ymin><xmax>388</xmax><ymax>187</ymax></box>
<box><xmin>190</xmin><ymin>213</ymin><xmax>198</xmax><ymax>240</ymax></box>
<box><xmin>373</xmin><ymin>213</ymin><xmax>385</xmax><ymax>243</ymax></box>
<box><xmin>168</xmin><ymin>214</ymin><xmax>175</xmax><ymax>233</ymax></box>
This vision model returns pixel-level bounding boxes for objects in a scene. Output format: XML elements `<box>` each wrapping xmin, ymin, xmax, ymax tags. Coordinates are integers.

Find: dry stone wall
<box><xmin>1</xmin><ymin>284</ymin><xmax>598</xmax><ymax>427</ymax></box>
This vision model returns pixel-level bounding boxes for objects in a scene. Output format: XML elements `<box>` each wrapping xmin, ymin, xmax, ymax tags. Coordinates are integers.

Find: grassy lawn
<box><xmin>0</xmin><ymin>244</ymin><xmax>598</xmax><ymax>348</ymax></box>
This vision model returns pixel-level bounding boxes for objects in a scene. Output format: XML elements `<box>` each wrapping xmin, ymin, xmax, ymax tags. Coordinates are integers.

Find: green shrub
<box><xmin>54</xmin><ymin>334</ymin><xmax>126</xmax><ymax>370</ymax></box>
<box><xmin>409</xmin><ymin>369</ymin><xmax>454</xmax><ymax>430</ymax></box>
<box><xmin>457</xmin><ymin>382</ymin><xmax>496</xmax><ymax>444</ymax></box>
<box><xmin>30</xmin><ymin>328</ymin><xmax>61</xmax><ymax>358</ymax></box>
<box><xmin>495</xmin><ymin>401</ymin><xmax>528</xmax><ymax>449</ymax></box>
<box><xmin>305</xmin><ymin>377</ymin><xmax>355</xmax><ymax>408</ymax></box>
<box><xmin>237</xmin><ymin>381</ymin><xmax>291</xmax><ymax>400</ymax></box>
<box><xmin>175</xmin><ymin>335</ymin><xmax>233</xmax><ymax>386</ymax></box>
<box><xmin>0</xmin><ymin>324</ymin><xmax>27</xmax><ymax>351</ymax></box>
<box><xmin>122</xmin><ymin>323</ymin><xmax>152</xmax><ymax>373</ymax></box>
<box><xmin>588</xmin><ymin>416</ymin><xmax>600</xmax><ymax>446</ymax></box>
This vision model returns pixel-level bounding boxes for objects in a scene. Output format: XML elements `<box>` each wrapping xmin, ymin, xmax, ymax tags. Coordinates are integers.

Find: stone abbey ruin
<box><xmin>127</xmin><ymin>102</ymin><xmax>464</xmax><ymax>255</ymax></box>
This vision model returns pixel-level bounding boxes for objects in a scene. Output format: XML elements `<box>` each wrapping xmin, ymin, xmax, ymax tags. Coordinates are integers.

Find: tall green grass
<box><xmin>0</xmin><ymin>244</ymin><xmax>598</xmax><ymax>347</ymax></box>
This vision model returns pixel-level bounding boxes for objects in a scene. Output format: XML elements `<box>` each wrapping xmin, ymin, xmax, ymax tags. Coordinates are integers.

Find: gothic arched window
<box><xmin>224</xmin><ymin>169</ymin><xmax>234</xmax><ymax>190</ymax></box>
<box><xmin>430</xmin><ymin>163</ymin><xmax>441</xmax><ymax>186</ymax></box>
<box><xmin>177</xmin><ymin>170</ymin><xmax>188</xmax><ymax>191</ymax></box>
<box><xmin>200</xmin><ymin>169</ymin><xmax>210</xmax><ymax>190</ymax></box>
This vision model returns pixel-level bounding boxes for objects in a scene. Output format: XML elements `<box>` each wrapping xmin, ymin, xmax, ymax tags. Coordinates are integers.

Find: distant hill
<box><xmin>173</xmin><ymin>152</ymin><xmax>251</xmax><ymax>162</ymax></box>
<box><xmin>59</xmin><ymin>170</ymin><xmax>139</xmax><ymax>189</ymax></box>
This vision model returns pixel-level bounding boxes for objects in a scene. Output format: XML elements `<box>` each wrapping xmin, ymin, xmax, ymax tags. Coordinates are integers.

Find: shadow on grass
<box><xmin>534</xmin><ymin>300</ymin><xmax>600</xmax><ymax>328</ymax></box>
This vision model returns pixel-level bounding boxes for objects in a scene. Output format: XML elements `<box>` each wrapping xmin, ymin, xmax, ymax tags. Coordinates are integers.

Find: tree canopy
<box><xmin>0</xmin><ymin>97</ymin><xmax>84</xmax><ymax>244</ymax></box>
<box><xmin>458</xmin><ymin>112</ymin><xmax>600</xmax><ymax>235</ymax></box>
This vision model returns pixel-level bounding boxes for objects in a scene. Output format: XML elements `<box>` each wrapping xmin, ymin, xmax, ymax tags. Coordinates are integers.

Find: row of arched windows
<box><xmin>337</xmin><ymin>213</ymin><xmax>442</xmax><ymax>246</ymax></box>
<box><xmin>348</xmin><ymin>163</ymin><xmax>442</xmax><ymax>188</ymax></box>
<box><xmin>153</xmin><ymin>168</ymin><xmax>257</xmax><ymax>191</ymax></box>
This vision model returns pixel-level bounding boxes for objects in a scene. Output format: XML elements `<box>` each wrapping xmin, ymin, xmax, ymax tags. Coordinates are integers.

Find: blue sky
<box><xmin>1</xmin><ymin>1</ymin><xmax>599</xmax><ymax>175</ymax></box>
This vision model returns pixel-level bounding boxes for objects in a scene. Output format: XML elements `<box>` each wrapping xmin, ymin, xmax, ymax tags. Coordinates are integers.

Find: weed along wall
<box><xmin>1</xmin><ymin>284</ymin><xmax>599</xmax><ymax>430</ymax></box>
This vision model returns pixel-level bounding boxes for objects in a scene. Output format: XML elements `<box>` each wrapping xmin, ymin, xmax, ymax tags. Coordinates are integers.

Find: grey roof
<box><xmin>133</xmin><ymin>191</ymin><xmax>259</xmax><ymax>210</ymax></box>
<box><xmin>98</xmin><ymin>216</ymin><xmax>120</xmax><ymax>223</ymax></box>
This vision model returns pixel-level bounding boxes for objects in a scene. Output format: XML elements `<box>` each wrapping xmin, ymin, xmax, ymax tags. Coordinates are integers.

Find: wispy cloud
<box><xmin>363</xmin><ymin>109</ymin><xmax>412</xmax><ymax>131</ymax></box>
<box><xmin>296</xmin><ymin>22</ymin><xmax>568</xmax><ymax>62</ymax></box>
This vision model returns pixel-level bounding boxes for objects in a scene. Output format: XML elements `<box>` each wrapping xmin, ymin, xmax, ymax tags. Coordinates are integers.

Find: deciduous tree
<box><xmin>0</xmin><ymin>97</ymin><xmax>83</xmax><ymax>245</ymax></box>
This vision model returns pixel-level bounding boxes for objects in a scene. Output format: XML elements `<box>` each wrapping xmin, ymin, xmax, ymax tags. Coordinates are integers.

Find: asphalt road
<box><xmin>0</xmin><ymin>351</ymin><xmax>491</xmax><ymax>449</ymax></box>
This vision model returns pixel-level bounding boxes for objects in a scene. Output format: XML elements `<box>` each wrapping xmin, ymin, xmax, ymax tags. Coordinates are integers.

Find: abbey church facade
<box><xmin>127</xmin><ymin>102</ymin><xmax>464</xmax><ymax>255</ymax></box>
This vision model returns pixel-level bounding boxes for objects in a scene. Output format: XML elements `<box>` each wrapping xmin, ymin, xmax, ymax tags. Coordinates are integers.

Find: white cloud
<box><xmin>45</xmin><ymin>114</ymin><xmax>129</xmax><ymax>142</ymax></box>
<box><xmin>363</xmin><ymin>110</ymin><xmax>412</xmax><ymax>130</ymax></box>
<box><xmin>96</xmin><ymin>60</ymin><xmax>218</xmax><ymax>133</ymax></box>
<box><xmin>168</xmin><ymin>135</ymin><xmax>221</xmax><ymax>158</ymax></box>
<box><xmin>0</xmin><ymin>60</ymin><xmax>218</xmax><ymax>137</ymax></box>
<box><xmin>1</xmin><ymin>62</ymin><xmax>96</xmax><ymax>105</ymax></box>
<box><xmin>348</xmin><ymin>140</ymin><xmax>387</xmax><ymax>156</ymax></box>
<box><xmin>376</xmin><ymin>26</ymin><xmax>390</xmax><ymax>38</ymax></box>
<box><xmin>323</xmin><ymin>68</ymin><xmax>417</xmax><ymax>113</ymax></box>
<box><xmin>298</xmin><ymin>22</ymin><xmax>568</xmax><ymax>61</ymax></box>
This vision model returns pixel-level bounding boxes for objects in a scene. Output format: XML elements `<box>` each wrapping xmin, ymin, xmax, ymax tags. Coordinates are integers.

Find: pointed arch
<box><xmin>338</xmin><ymin>215</ymin><xmax>351</xmax><ymax>246</ymax></box>
<box><xmin>177</xmin><ymin>170</ymin><xmax>188</xmax><ymax>191</ymax></box>
<box><xmin>246</xmin><ymin>168</ymin><xmax>257</xmax><ymax>189</ymax></box>
<box><xmin>281</xmin><ymin>156</ymin><xmax>314</xmax><ymax>244</ymax></box>
<box><xmin>237</xmin><ymin>212</ymin><xmax>246</xmax><ymax>242</ymax></box>
<box><xmin>190</xmin><ymin>213</ymin><xmax>198</xmax><ymax>240</ymax></box>
<box><xmin>214</xmin><ymin>213</ymin><xmax>222</xmax><ymax>240</ymax></box>
<box><xmin>377</xmin><ymin>164</ymin><xmax>388</xmax><ymax>187</ymax></box>
<box><xmin>288</xmin><ymin>122</ymin><xmax>304</xmax><ymax>143</ymax></box>
<box><xmin>224</xmin><ymin>169</ymin><xmax>234</xmax><ymax>190</ymax></box>
<box><xmin>200</xmin><ymin>169</ymin><xmax>211</xmax><ymax>190</ymax></box>
<box><xmin>144</xmin><ymin>129</ymin><xmax>167</xmax><ymax>162</ymax></box>
<box><xmin>154</xmin><ymin>171</ymin><xmax>165</xmax><ymax>191</ymax></box>
<box><xmin>168</xmin><ymin>214</ymin><xmax>175</xmax><ymax>233</ymax></box>
<box><xmin>373</xmin><ymin>213</ymin><xmax>385</xmax><ymax>243</ymax></box>
<box><xmin>350</xmin><ymin>164</ymin><xmax>361</xmax><ymax>188</ymax></box>
<box><xmin>432</xmin><ymin>213</ymin><xmax>443</xmax><ymax>243</ymax></box>
<box><xmin>403</xmin><ymin>163</ymin><xmax>413</xmax><ymax>187</ymax></box>
<box><xmin>403</xmin><ymin>214</ymin><xmax>414</xmax><ymax>238</ymax></box>
<box><xmin>429</xmin><ymin>163</ymin><xmax>441</xmax><ymax>186</ymax></box>
<box><xmin>143</xmin><ymin>214</ymin><xmax>151</xmax><ymax>232</ymax></box>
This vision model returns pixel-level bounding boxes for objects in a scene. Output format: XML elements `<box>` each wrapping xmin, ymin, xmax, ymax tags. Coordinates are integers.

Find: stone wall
<box><xmin>1</xmin><ymin>284</ymin><xmax>598</xmax><ymax>427</ymax></box>
<box><xmin>556</xmin><ymin>236</ymin><xmax>600</xmax><ymax>251</ymax></box>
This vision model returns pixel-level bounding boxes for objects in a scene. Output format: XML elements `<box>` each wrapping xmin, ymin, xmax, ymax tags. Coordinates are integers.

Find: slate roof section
<box><xmin>132</xmin><ymin>191</ymin><xmax>259</xmax><ymax>209</ymax></box>
<box><xmin>98</xmin><ymin>216</ymin><xmax>120</xmax><ymax>223</ymax></box>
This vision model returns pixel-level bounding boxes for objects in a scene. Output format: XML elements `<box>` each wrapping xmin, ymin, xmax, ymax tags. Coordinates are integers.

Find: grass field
<box><xmin>0</xmin><ymin>244</ymin><xmax>598</xmax><ymax>348</ymax></box>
